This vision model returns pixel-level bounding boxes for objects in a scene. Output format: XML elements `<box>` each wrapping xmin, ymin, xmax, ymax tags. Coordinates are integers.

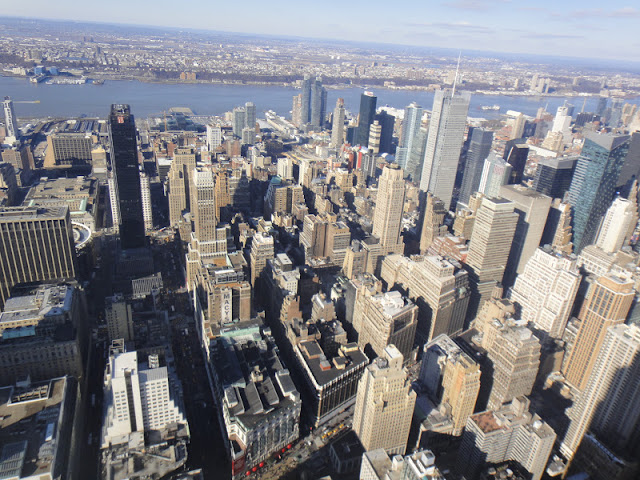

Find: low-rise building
<box><xmin>206</xmin><ymin>321</ymin><xmax>301</xmax><ymax>478</ymax></box>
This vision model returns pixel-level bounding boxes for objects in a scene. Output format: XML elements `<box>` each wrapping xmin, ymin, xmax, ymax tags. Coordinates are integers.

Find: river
<box><xmin>1</xmin><ymin>75</ymin><xmax>637</xmax><ymax>121</ymax></box>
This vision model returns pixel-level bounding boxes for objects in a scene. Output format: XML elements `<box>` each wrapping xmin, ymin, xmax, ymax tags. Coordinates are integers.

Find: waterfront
<box><xmin>1</xmin><ymin>75</ymin><xmax>638</xmax><ymax>121</ymax></box>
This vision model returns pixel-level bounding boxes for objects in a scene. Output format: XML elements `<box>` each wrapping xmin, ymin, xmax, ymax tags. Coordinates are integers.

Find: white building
<box><xmin>102</xmin><ymin>346</ymin><xmax>187</xmax><ymax>448</ymax></box>
<box><xmin>108</xmin><ymin>171</ymin><xmax>120</xmax><ymax>231</ymax></box>
<box><xmin>140</xmin><ymin>171</ymin><xmax>153</xmax><ymax>231</ymax></box>
<box><xmin>595</xmin><ymin>197</ymin><xmax>637</xmax><ymax>254</ymax></box>
<box><xmin>552</xmin><ymin>105</ymin><xmax>573</xmax><ymax>144</ymax></box>
<box><xmin>509</xmin><ymin>247</ymin><xmax>581</xmax><ymax>339</ymax></box>
<box><xmin>206</xmin><ymin>123</ymin><xmax>223</xmax><ymax>151</ymax></box>
<box><xmin>360</xmin><ymin>448</ymin><xmax>443</xmax><ymax>480</ymax></box>
<box><xmin>277</xmin><ymin>157</ymin><xmax>294</xmax><ymax>180</ymax></box>
<box><xmin>479</xmin><ymin>153</ymin><xmax>511</xmax><ymax>198</ymax></box>
<box><xmin>459</xmin><ymin>397</ymin><xmax>556</xmax><ymax>480</ymax></box>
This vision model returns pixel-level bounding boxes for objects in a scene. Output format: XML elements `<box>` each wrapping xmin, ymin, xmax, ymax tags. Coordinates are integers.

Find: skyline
<box><xmin>1</xmin><ymin>1</ymin><xmax>640</xmax><ymax>63</ymax></box>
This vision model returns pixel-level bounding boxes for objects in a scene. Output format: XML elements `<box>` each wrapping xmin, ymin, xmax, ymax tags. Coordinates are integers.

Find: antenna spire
<box><xmin>452</xmin><ymin>52</ymin><xmax>462</xmax><ymax>96</ymax></box>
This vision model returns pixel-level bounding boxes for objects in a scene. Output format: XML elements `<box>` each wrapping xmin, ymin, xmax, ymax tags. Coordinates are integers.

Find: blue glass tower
<box><xmin>568</xmin><ymin>132</ymin><xmax>630</xmax><ymax>253</ymax></box>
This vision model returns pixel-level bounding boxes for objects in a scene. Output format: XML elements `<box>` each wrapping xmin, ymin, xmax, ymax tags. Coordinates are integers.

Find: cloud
<box><xmin>405</xmin><ymin>21</ymin><xmax>493</xmax><ymax>34</ymax></box>
<box><xmin>517</xmin><ymin>6</ymin><xmax>544</xmax><ymax>13</ymax></box>
<box><xmin>553</xmin><ymin>6</ymin><xmax>640</xmax><ymax>20</ymax></box>
<box><xmin>521</xmin><ymin>32</ymin><xmax>585</xmax><ymax>40</ymax></box>
<box><xmin>443</xmin><ymin>0</ymin><xmax>510</xmax><ymax>11</ymax></box>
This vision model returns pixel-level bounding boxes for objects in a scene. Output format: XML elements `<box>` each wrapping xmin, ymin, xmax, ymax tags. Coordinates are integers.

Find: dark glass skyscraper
<box><xmin>533</xmin><ymin>157</ymin><xmax>577</xmax><ymax>199</ymax></box>
<box><xmin>109</xmin><ymin>104</ymin><xmax>146</xmax><ymax>250</ymax></box>
<box><xmin>356</xmin><ymin>92</ymin><xmax>377</xmax><ymax>147</ymax></box>
<box><xmin>300</xmin><ymin>76</ymin><xmax>326</xmax><ymax>128</ymax></box>
<box><xmin>568</xmin><ymin>132</ymin><xmax>630</xmax><ymax>253</ymax></box>
<box><xmin>459</xmin><ymin>128</ymin><xmax>493</xmax><ymax>206</ymax></box>
<box><xmin>504</xmin><ymin>140</ymin><xmax>529</xmax><ymax>185</ymax></box>
<box><xmin>375</xmin><ymin>111</ymin><xmax>395</xmax><ymax>154</ymax></box>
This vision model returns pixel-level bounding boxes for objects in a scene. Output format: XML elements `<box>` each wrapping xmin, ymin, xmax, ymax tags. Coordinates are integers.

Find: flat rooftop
<box><xmin>298</xmin><ymin>341</ymin><xmax>368</xmax><ymax>387</ymax></box>
<box><xmin>0</xmin><ymin>377</ymin><xmax>71</xmax><ymax>479</ymax></box>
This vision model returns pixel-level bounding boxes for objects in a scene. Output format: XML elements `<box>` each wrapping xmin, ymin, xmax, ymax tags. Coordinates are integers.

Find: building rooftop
<box><xmin>0</xmin><ymin>205</ymin><xmax>69</xmax><ymax>222</ymax></box>
<box><xmin>214</xmin><ymin>321</ymin><xmax>300</xmax><ymax>430</ymax></box>
<box><xmin>0</xmin><ymin>376</ymin><xmax>73</xmax><ymax>480</ymax></box>
<box><xmin>298</xmin><ymin>340</ymin><xmax>368</xmax><ymax>387</ymax></box>
<box><xmin>0</xmin><ymin>284</ymin><xmax>75</xmax><ymax>335</ymax></box>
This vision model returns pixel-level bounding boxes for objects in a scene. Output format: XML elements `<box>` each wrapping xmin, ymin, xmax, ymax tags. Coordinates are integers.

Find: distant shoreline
<box><xmin>3</xmin><ymin>73</ymin><xmax>638</xmax><ymax>100</ymax></box>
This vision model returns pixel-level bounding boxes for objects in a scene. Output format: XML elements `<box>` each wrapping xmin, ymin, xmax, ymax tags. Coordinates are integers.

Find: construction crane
<box><xmin>13</xmin><ymin>100</ymin><xmax>41</xmax><ymax>104</ymax></box>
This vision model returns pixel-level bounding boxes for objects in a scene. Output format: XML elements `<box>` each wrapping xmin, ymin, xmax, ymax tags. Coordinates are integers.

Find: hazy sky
<box><xmin>4</xmin><ymin>1</ymin><xmax>640</xmax><ymax>61</ymax></box>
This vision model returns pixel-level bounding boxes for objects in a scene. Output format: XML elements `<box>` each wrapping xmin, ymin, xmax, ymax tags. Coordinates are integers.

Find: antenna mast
<box><xmin>452</xmin><ymin>52</ymin><xmax>462</xmax><ymax>96</ymax></box>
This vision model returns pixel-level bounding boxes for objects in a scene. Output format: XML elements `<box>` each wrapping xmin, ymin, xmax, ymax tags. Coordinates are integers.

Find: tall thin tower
<box><xmin>396</xmin><ymin>103</ymin><xmax>423</xmax><ymax>170</ymax></box>
<box><xmin>420</xmin><ymin>89</ymin><xmax>471</xmax><ymax>210</ymax></box>
<box><xmin>330</xmin><ymin>98</ymin><xmax>345</xmax><ymax>148</ymax></box>
<box><xmin>356</xmin><ymin>92</ymin><xmax>377</xmax><ymax>147</ymax></box>
<box><xmin>372</xmin><ymin>164</ymin><xmax>405</xmax><ymax>255</ymax></box>
<box><xmin>108</xmin><ymin>104</ymin><xmax>146</xmax><ymax>249</ymax></box>
<box><xmin>465</xmin><ymin>197</ymin><xmax>518</xmax><ymax>319</ymax></box>
<box><xmin>562</xmin><ymin>274</ymin><xmax>635</xmax><ymax>391</ymax></box>
<box><xmin>2</xmin><ymin>97</ymin><xmax>20</xmax><ymax>141</ymax></box>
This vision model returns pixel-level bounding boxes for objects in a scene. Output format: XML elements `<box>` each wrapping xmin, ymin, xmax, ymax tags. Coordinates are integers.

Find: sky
<box><xmin>3</xmin><ymin>1</ymin><xmax>640</xmax><ymax>62</ymax></box>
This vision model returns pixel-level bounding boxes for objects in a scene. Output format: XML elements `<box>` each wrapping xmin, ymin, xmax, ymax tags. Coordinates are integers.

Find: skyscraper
<box><xmin>232</xmin><ymin>106</ymin><xmax>246</xmax><ymax>138</ymax></box>
<box><xmin>102</xmin><ymin>346</ymin><xmax>187</xmax><ymax>443</ymax></box>
<box><xmin>532</xmin><ymin>156</ymin><xmax>577</xmax><ymax>199</ymax></box>
<box><xmin>310</xmin><ymin>78</ymin><xmax>327</xmax><ymax>128</ymax></box>
<box><xmin>168</xmin><ymin>147</ymin><xmax>197</xmax><ymax>226</ymax></box>
<box><xmin>459</xmin><ymin>128</ymin><xmax>493</xmax><ymax>206</ymax></box>
<box><xmin>0</xmin><ymin>206</ymin><xmax>77</xmax><ymax>309</ymax></box>
<box><xmin>372</xmin><ymin>164</ymin><xmax>406</xmax><ymax>255</ymax></box>
<box><xmin>352</xmin><ymin>290</ymin><xmax>418</xmax><ymax>361</ymax></box>
<box><xmin>466</xmin><ymin>197</ymin><xmax>519</xmax><ymax>319</ymax></box>
<box><xmin>540</xmin><ymin>199</ymin><xmax>573</xmax><ymax>254</ymax></box>
<box><xmin>250</xmin><ymin>232</ymin><xmax>275</xmax><ymax>288</ymax></box>
<box><xmin>459</xmin><ymin>397</ymin><xmax>556</xmax><ymax>480</ymax></box>
<box><xmin>486</xmin><ymin>322</ymin><xmax>541</xmax><ymax>410</ymax></box>
<box><xmin>300</xmin><ymin>75</ymin><xmax>312</xmax><ymax>126</ymax></box>
<box><xmin>405</xmin><ymin>127</ymin><xmax>429</xmax><ymax>183</ymax></box>
<box><xmin>419</xmin><ymin>193</ymin><xmax>447</xmax><ymax>253</ymax></box>
<box><xmin>375</xmin><ymin>110</ymin><xmax>395</xmax><ymax>154</ymax></box>
<box><xmin>396</xmin><ymin>103</ymin><xmax>423</xmax><ymax>170</ymax></box>
<box><xmin>2</xmin><ymin>96</ymin><xmax>19</xmax><ymax>141</ymax></box>
<box><xmin>419</xmin><ymin>335</ymin><xmax>481</xmax><ymax>436</ymax></box>
<box><xmin>206</xmin><ymin>123</ymin><xmax>223</xmax><ymax>151</ymax></box>
<box><xmin>562</xmin><ymin>323</ymin><xmax>640</xmax><ymax>460</ymax></box>
<box><xmin>499</xmin><ymin>185</ymin><xmax>552</xmax><ymax>288</ymax></box>
<box><xmin>356</xmin><ymin>92</ymin><xmax>377</xmax><ymax>147</ymax></box>
<box><xmin>420</xmin><ymin>89</ymin><xmax>471</xmax><ymax>210</ymax></box>
<box><xmin>190</xmin><ymin>168</ymin><xmax>219</xmax><ymax>251</ymax></box>
<box><xmin>330</xmin><ymin>98</ymin><xmax>345</xmax><ymax>148</ymax></box>
<box><xmin>108</xmin><ymin>104</ymin><xmax>146</xmax><ymax>250</ymax></box>
<box><xmin>478</xmin><ymin>153</ymin><xmax>511</xmax><ymax>198</ymax></box>
<box><xmin>567</xmin><ymin>132</ymin><xmax>630</xmax><ymax>253</ymax></box>
<box><xmin>509</xmin><ymin>246</ymin><xmax>581</xmax><ymax>340</ymax></box>
<box><xmin>139</xmin><ymin>171</ymin><xmax>153</xmax><ymax>231</ymax></box>
<box><xmin>298</xmin><ymin>76</ymin><xmax>326</xmax><ymax>128</ymax></box>
<box><xmin>244</xmin><ymin>101</ymin><xmax>256</xmax><ymax>131</ymax></box>
<box><xmin>381</xmin><ymin>254</ymin><xmax>470</xmax><ymax>342</ymax></box>
<box><xmin>352</xmin><ymin>345</ymin><xmax>416</xmax><ymax>455</ymax></box>
<box><xmin>503</xmin><ymin>140</ymin><xmax>529</xmax><ymax>185</ymax></box>
<box><xmin>562</xmin><ymin>274</ymin><xmax>635</xmax><ymax>391</ymax></box>
<box><xmin>595</xmin><ymin>197</ymin><xmax>637</xmax><ymax>254</ymax></box>
<box><xmin>368</xmin><ymin>121</ymin><xmax>382</xmax><ymax>154</ymax></box>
